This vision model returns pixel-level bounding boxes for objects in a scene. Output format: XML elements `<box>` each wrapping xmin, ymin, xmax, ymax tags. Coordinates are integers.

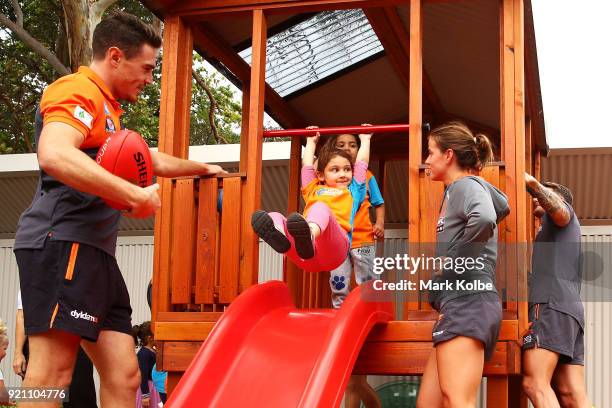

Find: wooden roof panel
<box><xmin>140</xmin><ymin>0</ymin><xmax>546</xmax><ymax>150</ymax></box>
<box><xmin>286</xmin><ymin>56</ymin><xmax>408</xmax><ymax>127</ymax></box>
<box><xmin>202</xmin><ymin>13</ymin><xmax>302</xmax><ymax>49</ymax></box>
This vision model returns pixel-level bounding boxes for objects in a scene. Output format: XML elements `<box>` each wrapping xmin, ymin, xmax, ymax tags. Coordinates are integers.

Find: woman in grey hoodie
<box><xmin>417</xmin><ymin>122</ymin><xmax>510</xmax><ymax>408</ymax></box>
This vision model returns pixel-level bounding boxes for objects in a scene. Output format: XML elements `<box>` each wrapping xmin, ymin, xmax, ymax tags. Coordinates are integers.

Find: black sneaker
<box><xmin>251</xmin><ymin>210</ymin><xmax>291</xmax><ymax>253</ymax></box>
<box><xmin>286</xmin><ymin>212</ymin><xmax>315</xmax><ymax>259</ymax></box>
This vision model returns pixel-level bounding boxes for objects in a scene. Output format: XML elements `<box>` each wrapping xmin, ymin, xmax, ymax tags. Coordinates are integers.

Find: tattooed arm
<box><xmin>525</xmin><ymin>172</ymin><xmax>571</xmax><ymax>227</ymax></box>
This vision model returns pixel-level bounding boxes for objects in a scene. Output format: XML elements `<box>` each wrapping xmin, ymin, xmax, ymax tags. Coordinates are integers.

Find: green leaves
<box><xmin>1</xmin><ymin>0</ymin><xmax>242</xmax><ymax>154</ymax></box>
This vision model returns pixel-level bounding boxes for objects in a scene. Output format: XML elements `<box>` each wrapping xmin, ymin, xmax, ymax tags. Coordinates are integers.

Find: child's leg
<box><xmin>253</xmin><ymin>210</ymin><xmax>342</xmax><ymax>272</ymax></box>
<box><xmin>251</xmin><ymin>210</ymin><xmax>291</xmax><ymax>253</ymax></box>
<box><xmin>330</xmin><ymin>245</ymin><xmax>376</xmax><ymax>309</ymax></box>
<box><xmin>351</xmin><ymin>245</ymin><xmax>377</xmax><ymax>284</ymax></box>
<box><xmin>346</xmin><ymin>375</ymin><xmax>381</xmax><ymax>408</ymax></box>
<box><xmin>329</xmin><ymin>256</ymin><xmax>352</xmax><ymax>309</ymax></box>
<box><xmin>303</xmin><ymin>202</ymin><xmax>349</xmax><ymax>271</ymax></box>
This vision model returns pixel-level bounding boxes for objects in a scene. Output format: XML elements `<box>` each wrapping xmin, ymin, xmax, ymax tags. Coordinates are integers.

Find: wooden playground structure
<box><xmin>143</xmin><ymin>0</ymin><xmax>547</xmax><ymax>406</ymax></box>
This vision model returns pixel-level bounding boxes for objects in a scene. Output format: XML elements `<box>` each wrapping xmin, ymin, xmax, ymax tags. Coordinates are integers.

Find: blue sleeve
<box><xmin>368</xmin><ymin>176</ymin><xmax>384</xmax><ymax>206</ymax></box>
<box><xmin>349</xmin><ymin>178</ymin><xmax>367</xmax><ymax>207</ymax></box>
<box><xmin>347</xmin><ymin>179</ymin><xmax>367</xmax><ymax>245</ymax></box>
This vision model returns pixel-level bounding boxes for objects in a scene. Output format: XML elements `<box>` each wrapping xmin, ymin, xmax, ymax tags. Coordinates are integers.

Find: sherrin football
<box><xmin>96</xmin><ymin>129</ymin><xmax>153</xmax><ymax>210</ymax></box>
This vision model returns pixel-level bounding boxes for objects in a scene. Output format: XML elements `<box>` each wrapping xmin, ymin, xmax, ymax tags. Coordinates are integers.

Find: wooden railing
<box><xmin>155</xmin><ymin>174</ymin><xmax>248</xmax><ymax>343</ymax></box>
<box><xmin>154</xmin><ymin>164</ymin><xmax>526</xmax><ymax>376</ymax></box>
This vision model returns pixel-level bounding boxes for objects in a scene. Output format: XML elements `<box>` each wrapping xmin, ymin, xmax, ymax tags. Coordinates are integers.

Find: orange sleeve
<box><xmin>301</xmin><ymin>178</ymin><xmax>319</xmax><ymax>202</ymax></box>
<box><xmin>40</xmin><ymin>79</ymin><xmax>99</xmax><ymax>138</ymax></box>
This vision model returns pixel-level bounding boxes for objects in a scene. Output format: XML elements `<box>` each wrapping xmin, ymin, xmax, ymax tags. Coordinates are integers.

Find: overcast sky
<box><xmin>532</xmin><ymin>0</ymin><xmax>612</xmax><ymax>148</ymax></box>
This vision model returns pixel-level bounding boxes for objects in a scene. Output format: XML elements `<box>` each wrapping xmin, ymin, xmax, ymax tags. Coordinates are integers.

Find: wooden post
<box><xmin>239</xmin><ymin>87</ymin><xmax>250</xmax><ymax>171</ymax></box>
<box><xmin>239</xmin><ymin>81</ymin><xmax>251</xmax><ymax>292</ymax></box>
<box><xmin>500</xmin><ymin>0</ymin><xmax>517</xmax><ymax>315</ymax></box>
<box><xmin>241</xmin><ymin>10</ymin><xmax>267</xmax><ymax>290</ymax></box>
<box><xmin>286</xmin><ymin>137</ymin><xmax>303</xmax><ymax>305</ymax></box>
<box><xmin>533</xmin><ymin>149</ymin><xmax>541</xmax><ymax>235</ymax></box>
<box><xmin>512</xmin><ymin>0</ymin><xmax>528</xmax><ymax>338</ymax></box>
<box><xmin>153</xmin><ymin>16</ymin><xmax>194</xmax><ymax>320</ymax></box>
<box><xmin>405</xmin><ymin>0</ymin><xmax>423</xmax><ymax>316</ymax></box>
<box><xmin>500</xmin><ymin>1</ymin><xmax>528</xmax><ymax>406</ymax></box>
<box><xmin>488</xmin><ymin>377</ymin><xmax>509</xmax><ymax>408</ymax></box>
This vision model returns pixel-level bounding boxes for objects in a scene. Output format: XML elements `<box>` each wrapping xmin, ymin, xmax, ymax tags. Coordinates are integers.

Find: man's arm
<box><xmin>12</xmin><ymin>309</ymin><xmax>27</xmax><ymax>378</ymax></box>
<box><xmin>525</xmin><ymin>172</ymin><xmax>571</xmax><ymax>227</ymax></box>
<box><xmin>150</xmin><ymin>151</ymin><xmax>226</xmax><ymax>178</ymax></box>
<box><xmin>38</xmin><ymin>122</ymin><xmax>160</xmax><ymax>218</ymax></box>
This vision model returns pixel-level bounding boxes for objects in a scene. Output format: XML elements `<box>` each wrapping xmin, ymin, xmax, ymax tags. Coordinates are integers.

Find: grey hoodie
<box><xmin>430</xmin><ymin>176</ymin><xmax>510</xmax><ymax>308</ymax></box>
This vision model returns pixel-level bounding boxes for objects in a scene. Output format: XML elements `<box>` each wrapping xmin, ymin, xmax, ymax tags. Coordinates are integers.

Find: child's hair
<box><xmin>428</xmin><ymin>121</ymin><xmax>494</xmax><ymax>171</ymax></box>
<box><xmin>131</xmin><ymin>321</ymin><xmax>153</xmax><ymax>347</ymax></box>
<box><xmin>328</xmin><ymin>133</ymin><xmax>361</xmax><ymax>148</ymax></box>
<box><xmin>0</xmin><ymin>318</ymin><xmax>8</xmax><ymax>344</ymax></box>
<box><xmin>316</xmin><ymin>142</ymin><xmax>354</xmax><ymax>173</ymax></box>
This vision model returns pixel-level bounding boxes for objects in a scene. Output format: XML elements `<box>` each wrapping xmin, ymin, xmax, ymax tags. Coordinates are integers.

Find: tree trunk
<box><xmin>61</xmin><ymin>0</ymin><xmax>92</xmax><ymax>71</ymax></box>
<box><xmin>55</xmin><ymin>6</ymin><xmax>71</xmax><ymax>74</ymax></box>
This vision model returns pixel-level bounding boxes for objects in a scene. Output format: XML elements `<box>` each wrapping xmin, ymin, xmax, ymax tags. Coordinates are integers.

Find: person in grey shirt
<box><xmin>522</xmin><ymin>174</ymin><xmax>591</xmax><ymax>408</ymax></box>
<box><xmin>417</xmin><ymin>122</ymin><xmax>509</xmax><ymax>408</ymax></box>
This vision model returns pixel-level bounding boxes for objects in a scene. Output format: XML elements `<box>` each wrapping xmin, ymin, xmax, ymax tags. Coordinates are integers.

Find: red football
<box><xmin>96</xmin><ymin>129</ymin><xmax>153</xmax><ymax>210</ymax></box>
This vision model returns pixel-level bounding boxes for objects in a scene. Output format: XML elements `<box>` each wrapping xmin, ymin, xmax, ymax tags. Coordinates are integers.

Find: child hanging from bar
<box><xmin>251</xmin><ymin>125</ymin><xmax>372</xmax><ymax>273</ymax></box>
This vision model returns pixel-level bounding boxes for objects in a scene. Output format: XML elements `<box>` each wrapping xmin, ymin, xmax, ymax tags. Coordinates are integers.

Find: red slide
<box><xmin>166</xmin><ymin>280</ymin><xmax>393</xmax><ymax>408</ymax></box>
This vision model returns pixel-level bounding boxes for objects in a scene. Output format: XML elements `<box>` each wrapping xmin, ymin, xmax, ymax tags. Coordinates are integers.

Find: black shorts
<box><xmin>432</xmin><ymin>292</ymin><xmax>502</xmax><ymax>361</ymax></box>
<box><xmin>15</xmin><ymin>240</ymin><xmax>132</xmax><ymax>342</ymax></box>
<box><xmin>523</xmin><ymin>303</ymin><xmax>584</xmax><ymax>365</ymax></box>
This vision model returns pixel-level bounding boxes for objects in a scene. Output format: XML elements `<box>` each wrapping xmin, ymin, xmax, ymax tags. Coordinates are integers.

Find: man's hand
<box><xmin>12</xmin><ymin>352</ymin><xmax>27</xmax><ymax>378</ymax></box>
<box><xmin>204</xmin><ymin>164</ymin><xmax>227</xmax><ymax>176</ymax></box>
<box><xmin>127</xmin><ymin>184</ymin><xmax>161</xmax><ymax>218</ymax></box>
<box><xmin>524</xmin><ymin>172</ymin><xmax>538</xmax><ymax>192</ymax></box>
<box><xmin>432</xmin><ymin>256</ymin><xmax>449</xmax><ymax>277</ymax></box>
<box><xmin>523</xmin><ymin>172</ymin><xmax>570</xmax><ymax>227</ymax></box>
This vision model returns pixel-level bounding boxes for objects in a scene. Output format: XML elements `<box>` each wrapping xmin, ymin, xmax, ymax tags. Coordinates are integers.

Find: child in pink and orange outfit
<box><xmin>251</xmin><ymin>127</ymin><xmax>373</xmax><ymax>272</ymax></box>
<box><xmin>327</xmin><ymin>133</ymin><xmax>385</xmax><ymax>309</ymax></box>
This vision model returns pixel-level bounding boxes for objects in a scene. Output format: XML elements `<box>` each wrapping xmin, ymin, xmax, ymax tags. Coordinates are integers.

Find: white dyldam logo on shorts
<box><xmin>70</xmin><ymin>309</ymin><xmax>99</xmax><ymax>323</ymax></box>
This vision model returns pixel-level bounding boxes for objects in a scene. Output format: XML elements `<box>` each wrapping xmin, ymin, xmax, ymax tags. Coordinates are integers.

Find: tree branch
<box><xmin>192</xmin><ymin>69</ymin><xmax>229</xmax><ymax>144</ymax></box>
<box><xmin>90</xmin><ymin>0</ymin><xmax>119</xmax><ymax>25</ymax></box>
<box><xmin>10</xmin><ymin>0</ymin><xmax>23</xmax><ymax>27</ymax></box>
<box><xmin>0</xmin><ymin>13</ymin><xmax>70</xmax><ymax>76</ymax></box>
<box><xmin>12</xmin><ymin>52</ymin><xmax>55</xmax><ymax>84</ymax></box>
<box><xmin>94</xmin><ymin>0</ymin><xmax>119</xmax><ymax>11</ymax></box>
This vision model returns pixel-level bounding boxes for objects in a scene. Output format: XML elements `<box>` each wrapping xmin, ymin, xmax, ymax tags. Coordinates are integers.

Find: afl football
<box><xmin>96</xmin><ymin>129</ymin><xmax>153</xmax><ymax>210</ymax></box>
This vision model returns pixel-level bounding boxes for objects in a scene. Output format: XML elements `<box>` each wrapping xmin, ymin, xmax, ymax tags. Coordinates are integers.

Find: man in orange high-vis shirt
<box><xmin>14</xmin><ymin>12</ymin><xmax>225</xmax><ymax>408</ymax></box>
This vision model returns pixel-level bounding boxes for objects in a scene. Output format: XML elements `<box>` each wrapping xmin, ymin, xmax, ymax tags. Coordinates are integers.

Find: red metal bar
<box><xmin>262</xmin><ymin>123</ymin><xmax>410</xmax><ymax>138</ymax></box>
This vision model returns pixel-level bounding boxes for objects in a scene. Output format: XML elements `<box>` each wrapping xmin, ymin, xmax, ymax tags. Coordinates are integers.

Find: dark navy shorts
<box><xmin>523</xmin><ymin>303</ymin><xmax>584</xmax><ymax>365</ymax></box>
<box><xmin>15</xmin><ymin>240</ymin><xmax>132</xmax><ymax>342</ymax></box>
<box><xmin>432</xmin><ymin>292</ymin><xmax>502</xmax><ymax>360</ymax></box>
